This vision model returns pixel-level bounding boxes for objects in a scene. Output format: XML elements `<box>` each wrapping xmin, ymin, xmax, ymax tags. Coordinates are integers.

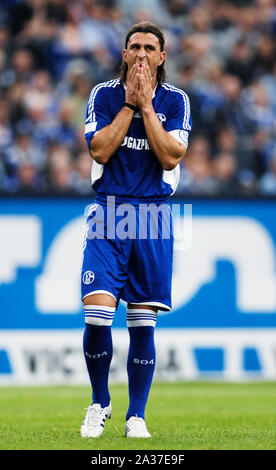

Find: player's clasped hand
<box><xmin>137</xmin><ymin>64</ymin><xmax>153</xmax><ymax>111</ymax></box>
<box><xmin>125</xmin><ymin>64</ymin><xmax>139</xmax><ymax>108</ymax></box>
<box><xmin>125</xmin><ymin>64</ymin><xmax>153</xmax><ymax>111</ymax></box>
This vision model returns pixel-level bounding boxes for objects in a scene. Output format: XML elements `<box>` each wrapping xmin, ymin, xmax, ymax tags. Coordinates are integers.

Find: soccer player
<box><xmin>80</xmin><ymin>22</ymin><xmax>191</xmax><ymax>438</ymax></box>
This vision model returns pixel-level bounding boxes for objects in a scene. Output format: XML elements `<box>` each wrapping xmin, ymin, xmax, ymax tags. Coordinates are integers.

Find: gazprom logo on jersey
<box><xmin>0</xmin><ymin>198</ymin><xmax>276</xmax><ymax>383</ymax></box>
<box><xmin>120</xmin><ymin>136</ymin><xmax>151</xmax><ymax>150</ymax></box>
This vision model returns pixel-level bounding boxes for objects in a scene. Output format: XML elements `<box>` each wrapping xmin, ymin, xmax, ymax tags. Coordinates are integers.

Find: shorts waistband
<box><xmin>95</xmin><ymin>193</ymin><xmax>169</xmax><ymax>207</ymax></box>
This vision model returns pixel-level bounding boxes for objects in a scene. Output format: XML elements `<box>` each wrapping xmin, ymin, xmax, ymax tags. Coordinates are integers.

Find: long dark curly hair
<box><xmin>120</xmin><ymin>22</ymin><xmax>167</xmax><ymax>84</ymax></box>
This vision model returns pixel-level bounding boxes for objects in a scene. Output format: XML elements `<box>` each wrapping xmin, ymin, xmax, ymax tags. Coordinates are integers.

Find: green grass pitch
<box><xmin>0</xmin><ymin>382</ymin><xmax>275</xmax><ymax>450</ymax></box>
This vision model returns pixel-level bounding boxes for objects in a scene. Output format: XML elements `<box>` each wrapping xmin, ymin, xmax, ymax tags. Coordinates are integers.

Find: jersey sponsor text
<box><xmin>120</xmin><ymin>136</ymin><xmax>151</xmax><ymax>150</ymax></box>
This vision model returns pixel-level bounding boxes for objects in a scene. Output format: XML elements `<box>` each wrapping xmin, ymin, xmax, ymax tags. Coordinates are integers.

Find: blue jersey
<box><xmin>84</xmin><ymin>78</ymin><xmax>192</xmax><ymax>200</ymax></box>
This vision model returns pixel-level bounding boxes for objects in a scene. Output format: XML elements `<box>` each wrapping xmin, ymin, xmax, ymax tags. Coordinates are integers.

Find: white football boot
<box><xmin>80</xmin><ymin>402</ymin><xmax>112</xmax><ymax>438</ymax></box>
<box><xmin>125</xmin><ymin>416</ymin><xmax>151</xmax><ymax>438</ymax></box>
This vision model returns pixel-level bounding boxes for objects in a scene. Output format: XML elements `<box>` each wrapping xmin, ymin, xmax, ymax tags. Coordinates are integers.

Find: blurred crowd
<box><xmin>0</xmin><ymin>0</ymin><xmax>276</xmax><ymax>197</ymax></box>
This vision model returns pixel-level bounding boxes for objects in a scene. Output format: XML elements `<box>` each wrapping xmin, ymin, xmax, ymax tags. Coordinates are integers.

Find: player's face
<box><xmin>123</xmin><ymin>32</ymin><xmax>166</xmax><ymax>83</ymax></box>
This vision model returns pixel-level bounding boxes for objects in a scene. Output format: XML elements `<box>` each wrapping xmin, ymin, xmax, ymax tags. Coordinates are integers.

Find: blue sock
<box><xmin>83</xmin><ymin>324</ymin><xmax>113</xmax><ymax>407</ymax></box>
<box><xmin>126</xmin><ymin>326</ymin><xmax>156</xmax><ymax>420</ymax></box>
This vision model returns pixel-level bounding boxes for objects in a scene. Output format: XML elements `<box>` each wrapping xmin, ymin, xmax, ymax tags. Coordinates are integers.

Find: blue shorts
<box><xmin>81</xmin><ymin>195</ymin><xmax>173</xmax><ymax>311</ymax></box>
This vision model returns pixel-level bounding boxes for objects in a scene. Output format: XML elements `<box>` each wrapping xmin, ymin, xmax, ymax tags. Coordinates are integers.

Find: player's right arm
<box><xmin>89</xmin><ymin>107</ymin><xmax>133</xmax><ymax>164</ymax></box>
<box><xmin>85</xmin><ymin>66</ymin><xmax>138</xmax><ymax>165</ymax></box>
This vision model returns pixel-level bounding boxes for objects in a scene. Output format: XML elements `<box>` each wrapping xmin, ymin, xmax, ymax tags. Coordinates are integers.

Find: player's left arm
<box><xmin>142</xmin><ymin>109</ymin><xmax>187</xmax><ymax>170</ymax></box>
<box><xmin>138</xmin><ymin>65</ymin><xmax>189</xmax><ymax>170</ymax></box>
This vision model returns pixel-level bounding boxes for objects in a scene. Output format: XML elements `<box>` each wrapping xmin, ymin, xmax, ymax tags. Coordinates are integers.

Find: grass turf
<box><xmin>0</xmin><ymin>382</ymin><xmax>275</xmax><ymax>450</ymax></box>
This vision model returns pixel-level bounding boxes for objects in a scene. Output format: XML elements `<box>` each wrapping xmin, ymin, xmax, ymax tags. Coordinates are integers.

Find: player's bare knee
<box><xmin>83</xmin><ymin>293</ymin><xmax>116</xmax><ymax>308</ymax></box>
<box><xmin>128</xmin><ymin>303</ymin><xmax>158</xmax><ymax>312</ymax></box>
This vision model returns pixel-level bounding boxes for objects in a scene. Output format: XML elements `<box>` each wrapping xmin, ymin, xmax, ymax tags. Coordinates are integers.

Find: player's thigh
<box><xmin>82</xmin><ymin>230</ymin><xmax>130</xmax><ymax>303</ymax></box>
<box><xmin>121</xmin><ymin>234</ymin><xmax>173</xmax><ymax>312</ymax></box>
<box><xmin>122</xmin><ymin>201</ymin><xmax>173</xmax><ymax>311</ymax></box>
<box><xmin>132</xmin><ymin>236</ymin><xmax>173</xmax><ymax>290</ymax></box>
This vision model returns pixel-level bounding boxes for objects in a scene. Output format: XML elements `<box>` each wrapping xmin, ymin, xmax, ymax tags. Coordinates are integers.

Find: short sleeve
<box><xmin>164</xmin><ymin>87</ymin><xmax>192</xmax><ymax>147</ymax></box>
<box><xmin>84</xmin><ymin>84</ymin><xmax>112</xmax><ymax>149</ymax></box>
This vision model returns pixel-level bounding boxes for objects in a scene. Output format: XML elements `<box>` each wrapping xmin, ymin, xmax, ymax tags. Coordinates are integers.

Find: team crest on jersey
<box><xmin>134</xmin><ymin>111</ymin><xmax>142</xmax><ymax>118</ymax></box>
<box><xmin>82</xmin><ymin>271</ymin><xmax>95</xmax><ymax>285</ymax></box>
<box><xmin>157</xmin><ymin>113</ymin><xmax>166</xmax><ymax>123</ymax></box>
